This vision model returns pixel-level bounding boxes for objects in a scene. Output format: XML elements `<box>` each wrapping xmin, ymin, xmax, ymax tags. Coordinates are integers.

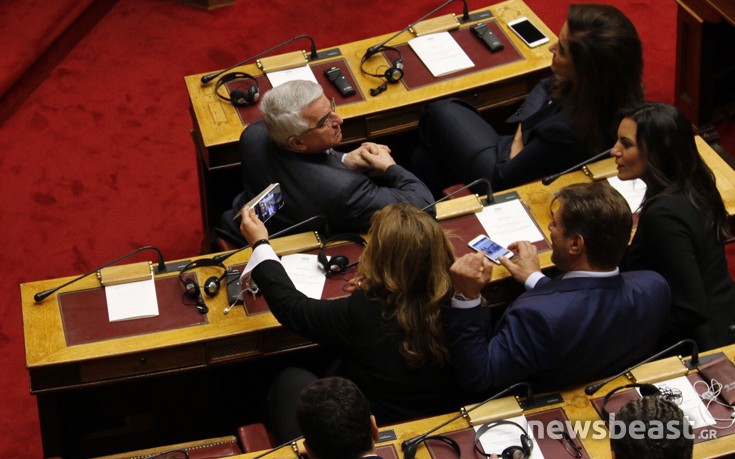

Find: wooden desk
<box><xmin>184</xmin><ymin>0</ymin><xmax>555</xmax><ymax>250</ymax></box>
<box><xmin>233</xmin><ymin>343</ymin><xmax>735</xmax><ymax>459</ymax></box>
<box><xmin>21</xmin><ymin>138</ymin><xmax>733</xmax><ymax>456</ymax></box>
<box><xmin>674</xmin><ymin>0</ymin><xmax>735</xmax><ymax>137</ymax></box>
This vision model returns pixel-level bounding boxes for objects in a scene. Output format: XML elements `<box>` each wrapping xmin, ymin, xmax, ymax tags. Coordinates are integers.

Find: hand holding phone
<box><xmin>468</xmin><ymin>235</ymin><xmax>513</xmax><ymax>264</ymax></box>
<box><xmin>235</xmin><ymin>183</ymin><xmax>284</xmax><ymax>223</ymax></box>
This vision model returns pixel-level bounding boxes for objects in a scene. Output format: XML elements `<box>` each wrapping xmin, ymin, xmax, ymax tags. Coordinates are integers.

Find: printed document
<box><xmin>267</xmin><ymin>64</ymin><xmax>318</xmax><ymax>88</ymax></box>
<box><xmin>607</xmin><ymin>176</ymin><xmax>646</xmax><ymax>213</ymax></box>
<box><xmin>408</xmin><ymin>31</ymin><xmax>475</xmax><ymax>77</ymax></box>
<box><xmin>476</xmin><ymin>198</ymin><xmax>545</xmax><ymax>248</ymax></box>
<box><xmin>105</xmin><ymin>275</ymin><xmax>159</xmax><ymax>322</ymax></box>
<box><xmin>475</xmin><ymin>414</ymin><xmax>546</xmax><ymax>459</ymax></box>
<box><xmin>281</xmin><ymin>253</ymin><xmax>326</xmax><ymax>299</ymax></box>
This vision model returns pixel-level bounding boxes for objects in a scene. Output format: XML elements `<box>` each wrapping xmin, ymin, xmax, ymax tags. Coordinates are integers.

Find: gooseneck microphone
<box><xmin>421</xmin><ymin>178</ymin><xmax>494</xmax><ymax>212</ymax></box>
<box><xmin>401</xmin><ymin>382</ymin><xmax>534</xmax><ymax>459</ymax></box>
<box><xmin>541</xmin><ymin>148</ymin><xmax>613</xmax><ymax>186</ymax></box>
<box><xmin>213</xmin><ymin>215</ymin><xmax>327</xmax><ymax>264</ymax></box>
<box><xmin>250</xmin><ymin>435</ymin><xmax>303</xmax><ymax>459</ymax></box>
<box><xmin>33</xmin><ymin>246</ymin><xmax>167</xmax><ymax>303</ymax></box>
<box><xmin>200</xmin><ymin>35</ymin><xmax>319</xmax><ymax>85</ymax></box>
<box><xmin>584</xmin><ymin>339</ymin><xmax>699</xmax><ymax>396</ymax></box>
<box><xmin>363</xmin><ymin>0</ymin><xmax>469</xmax><ymax>60</ymax></box>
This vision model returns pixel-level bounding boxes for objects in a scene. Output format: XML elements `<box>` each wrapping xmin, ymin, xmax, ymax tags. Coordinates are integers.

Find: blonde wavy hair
<box><xmin>356</xmin><ymin>204</ymin><xmax>455</xmax><ymax>368</ymax></box>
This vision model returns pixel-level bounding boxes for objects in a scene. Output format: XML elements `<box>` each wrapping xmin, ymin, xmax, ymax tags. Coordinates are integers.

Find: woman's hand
<box><xmin>239</xmin><ymin>207</ymin><xmax>270</xmax><ymax>247</ymax></box>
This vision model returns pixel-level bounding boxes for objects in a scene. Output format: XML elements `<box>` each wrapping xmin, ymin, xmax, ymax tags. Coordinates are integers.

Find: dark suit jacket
<box><xmin>252</xmin><ymin>260</ymin><xmax>465</xmax><ymax>424</ymax></box>
<box><xmin>443</xmin><ymin>272</ymin><xmax>670</xmax><ymax>395</ymax></box>
<box><xmin>624</xmin><ymin>193</ymin><xmax>735</xmax><ymax>350</ymax></box>
<box><xmin>237</xmin><ymin>121</ymin><xmax>434</xmax><ymax>235</ymax></box>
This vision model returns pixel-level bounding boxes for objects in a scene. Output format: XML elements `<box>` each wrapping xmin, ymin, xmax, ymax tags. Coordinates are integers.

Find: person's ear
<box><xmin>568</xmin><ymin>233</ymin><xmax>584</xmax><ymax>255</ymax></box>
<box><xmin>370</xmin><ymin>414</ymin><xmax>379</xmax><ymax>441</ymax></box>
<box><xmin>287</xmin><ymin>135</ymin><xmax>308</xmax><ymax>153</ymax></box>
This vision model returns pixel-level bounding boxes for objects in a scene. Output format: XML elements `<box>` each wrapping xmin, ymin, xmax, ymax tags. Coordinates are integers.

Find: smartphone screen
<box><xmin>251</xmin><ymin>185</ymin><xmax>283</xmax><ymax>223</ymax></box>
<box><xmin>469</xmin><ymin>235</ymin><xmax>513</xmax><ymax>263</ymax></box>
<box><xmin>508</xmin><ymin>18</ymin><xmax>549</xmax><ymax>48</ymax></box>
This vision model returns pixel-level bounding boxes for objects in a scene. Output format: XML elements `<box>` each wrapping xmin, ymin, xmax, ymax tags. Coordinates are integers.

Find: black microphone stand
<box><xmin>363</xmin><ymin>0</ymin><xmax>468</xmax><ymax>59</ymax></box>
<box><xmin>402</xmin><ymin>382</ymin><xmax>533</xmax><ymax>459</ymax></box>
<box><xmin>34</xmin><ymin>245</ymin><xmax>167</xmax><ymax>303</ymax></box>
<box><xmin>541</xmin><ymin>148</ymin><xmax>613</xmax><ymax>186</ymax></box>
<box><xmin>421</xmin><ymin>178</ymin><xmax>494</xmax><ymax>212</ymax></box>
<box><xmin>584</xmin><ymin>339</ymin><xmax>699</xmax><ymax>396</ymax></box>
<box><xmin>200</xmin><ymin>35</ymin><xmax>319</xmax><ymax>85</ymax></box>
<box><xmin>250</xmin><ymin>436</ymin><xmax>303</xmax><ymax>459</ymax></box>
<box><xmin>213</xmin><ymin>215</ymin><xmax>327</xmax><ymax>264</ymax></box>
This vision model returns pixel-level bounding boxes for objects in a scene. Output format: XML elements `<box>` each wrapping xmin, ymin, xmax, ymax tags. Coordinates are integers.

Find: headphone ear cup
<box><xmin>203</xmin><ymin>276</ymin><xmax>221</xmax><ymax>297</ymax></box>
<box><xmin>183</xmin><ymin>279</ymin><xmax>199</xmax><ymax>297</ymax></box>
<box><xmin>328</xmin><ymin>255</ymin><xmax>349</xmax><ymax>273</ymax></box>
<box><xmin>502</xmin><ymin>445</ymin><xmax>527</xmax><ymax>459</ymax></box>
<box><xmin>639</xmin><ymin>383</ymin><xmax>661</xmax><ymax>397</ymax></box>
<box><xmin>384</xmin><ymin>65</ymin><xmax>403</xmax><ymax>83</ymax></box>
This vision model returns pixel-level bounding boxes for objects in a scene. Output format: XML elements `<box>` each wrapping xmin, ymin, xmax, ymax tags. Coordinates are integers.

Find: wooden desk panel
<box><xmin>185</xmin><ymin>0</ymin><xmax>556</xmax><ymax>248</ymax></box>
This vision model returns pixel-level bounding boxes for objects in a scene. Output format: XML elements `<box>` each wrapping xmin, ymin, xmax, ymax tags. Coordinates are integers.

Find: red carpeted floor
<box><xmin>0</xmin><ymin>0</ymin><xmax>730</xmax><ymax>456</ymax></box>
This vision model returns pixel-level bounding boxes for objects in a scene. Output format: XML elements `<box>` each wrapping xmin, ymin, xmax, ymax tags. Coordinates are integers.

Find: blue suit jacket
<box><xmin>443</xmin><ymin>272</ymin><xmax>670</xmax><ymax>394</ymax></box>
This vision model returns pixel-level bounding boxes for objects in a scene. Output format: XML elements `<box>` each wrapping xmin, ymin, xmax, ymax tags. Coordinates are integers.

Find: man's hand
<box><xmin>358</xmin><ymin>144</ymin><xmax>395</xmax><ymax>174</ymax></box>
<box><xmin>342</xmin><ymin>142</ymin><xmax>391</xmax><ymax>172</ymax></box>
<box><xmin>498</xmin><ymin>241</ymin><xmax>540</xmax><ymax>284</ymax></box>
<box><xmin>450</xmin><ymin>251</ymin><xmax>493</xmax><ymax>299</ymax></box>
<box><xmin>239</xmin><ymin>207</ymin><xmax>270</xmax><ymax>247</ymax></box>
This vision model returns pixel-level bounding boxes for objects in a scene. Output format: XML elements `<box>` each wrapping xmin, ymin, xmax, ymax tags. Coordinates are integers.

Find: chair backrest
<box><xmin>238</xmin><ymin>120</ymin><xmax>271</xmax><ymax>190</ymax></box>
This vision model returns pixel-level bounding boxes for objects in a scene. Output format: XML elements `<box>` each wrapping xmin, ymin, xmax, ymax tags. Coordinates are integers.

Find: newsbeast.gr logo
<box><xmin>523</xmin><ymin>416</ymin><xmax>715</xmax><ymax>442</ymax></box>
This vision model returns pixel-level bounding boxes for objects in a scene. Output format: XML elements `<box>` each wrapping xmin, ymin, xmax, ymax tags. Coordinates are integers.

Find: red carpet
<box><xmin>0</xmin><ymin>0</ymin><xmax>720</xmax><ymax>456</ymax></box>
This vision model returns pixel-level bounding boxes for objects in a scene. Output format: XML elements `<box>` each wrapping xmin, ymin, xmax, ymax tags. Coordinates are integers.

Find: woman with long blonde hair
<box><xmin>239</xmin><ymin>203</ymin><xmax>463</xmax><ymax>438</ymax></box>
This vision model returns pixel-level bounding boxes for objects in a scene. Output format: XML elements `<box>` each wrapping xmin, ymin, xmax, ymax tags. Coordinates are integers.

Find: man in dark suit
<box><xmin>445</xmin><ymin>182</ymin><xmax>671</xmax><ymax>395</ymax></box>
<box><xmin>227</xmin><ymin>79</ymin><xmax>433</xmax><ymax>238</ymax></box>
<box><xmin>296</xmin><ymin>377</ymin><xmax>383</xmax><ymax>459</ymax></box>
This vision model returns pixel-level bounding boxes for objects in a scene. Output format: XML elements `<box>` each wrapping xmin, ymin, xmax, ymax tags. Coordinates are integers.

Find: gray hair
<box><xmin>259</xmin><ymin>80</ymin><xmax>324</xmax><ymax>147</ymax></box>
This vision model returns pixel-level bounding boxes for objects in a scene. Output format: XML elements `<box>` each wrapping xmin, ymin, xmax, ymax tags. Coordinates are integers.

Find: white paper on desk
<box><xmin>408</xmin><ymin>31</ymin><xmax>475</xmax><ymax>77</ymax></box>
<box><xmin>281</xmin><ymin>254</ymin><xmax>326</xmax><ymax>299</ymax></box>
<box><xmin>266</xmin><ymin>64</ymin><xmax>318</xmax><ymax>88</ymax></box>
<box><xmin>475</xmin><ymin>414</ymin><xmax>546</xmax><ymax>459</ymax></box>
<box><xmin>476</xmin><ymin>198</ymin><xmax>545</xmax><ymax>248</ymax></box>
<box><xmin>646</xmin><ymin>376</ymin><xmax>716</xmax><ymax>429</ymax></box>
<box><xmin>105</xmin><ymin>276</ymin><xmax>159</xmax><ymax>322</ymax></box>
<box><xmin>607</xmin><ymin>176</ymin><xmax>646</xmax><ymax>213</ymax></box>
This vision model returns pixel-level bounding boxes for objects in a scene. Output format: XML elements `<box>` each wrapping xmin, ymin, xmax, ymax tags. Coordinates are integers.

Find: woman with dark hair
<box><xmin>411</xmin><ymin>4</ymin><xmax>643</xmax><ymax>195</ymax></box>
<box><xmin>238</xmin><ymin>203</ymin><xmax>463</xmax><ymax>430</ymax></box>
<box><xmin>612</xmin><ymin>102</ymin><xmax>735</xmax><ymax>350</ymax></box>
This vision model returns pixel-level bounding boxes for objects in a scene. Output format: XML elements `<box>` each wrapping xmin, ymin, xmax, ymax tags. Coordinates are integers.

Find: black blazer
<box><xmin>624</xmin><ymin>193</ymin><xmax>735</xmax><ymax>350</ymax></box>
<box><xmin>237</xmin><ymin>121</ymin><xmax>434</xmax><ymax>235</ymax></box>
<box><xmin>252</xmin><ymin>259</ymin><xmax>465</xmax><ymax>424</ymax></box>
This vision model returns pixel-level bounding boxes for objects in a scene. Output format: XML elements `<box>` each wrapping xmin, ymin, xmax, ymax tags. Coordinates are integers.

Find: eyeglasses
<box><xmin>558</xmin><ymin>430</ymin><xmax>583</xmax><ymax>458</ymax></box>
<box><xmin>302</xmin><ymin>98</ymin><xmax>337</xmax><ymax>134</ymax></box>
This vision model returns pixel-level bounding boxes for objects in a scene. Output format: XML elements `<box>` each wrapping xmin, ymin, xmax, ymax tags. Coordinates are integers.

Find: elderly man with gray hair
<box><xmin>226</xmin><ymin>79</ymin><xmax>434</xmax><ymax>238</ymax></box>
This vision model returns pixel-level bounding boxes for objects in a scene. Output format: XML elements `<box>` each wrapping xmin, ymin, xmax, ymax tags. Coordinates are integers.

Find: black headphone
<box><xmin>601</xmin><ymin>383</ymin><xmax>683</xmax><ymax>419</ymax></box>
<box><xmin>317</xmin><ymin>233</ymin><xmax>367</xmax><ymax>275</ymax></box>
<box><xmin>474</xmin><ymin>420</ymin><xmax>533</xmax><ymax>459</ymax></box>
<box><xmin>215</xmin><ymin>71</ymin><xmax>260</xmax><ymax>106</ymax></box>
<box><xmin>178</xmin><ymin>258</ymin><xmax>230</xmax><ymax>314</ymax></box>
<box><xmin>360</xmin><ymin>45</ymin><xmax>404</xmax><ymax>96</ymax></box>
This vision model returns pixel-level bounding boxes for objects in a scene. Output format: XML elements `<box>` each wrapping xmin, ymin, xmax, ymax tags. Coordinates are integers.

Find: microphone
<box><xmin>421</xmin><ymin>178</ymin><xmax>494</xmax><ymax>212</ymax></box>
<box><xmin>402</xmin><ymin>382</ymin><xmax>533</xmax><ymax>459</ymax></box>
<box><xmin>213</xmin><ymin>215</ymin><xmax>327</xmax><ymax>264</ymax></box>
<box><xmin>363</xmin><ymin>0</ymin><xmax>467</xmax><ymax>59</ymax></box>
<box><xmin>541</xmin><ymin>148</ymin><xmax>613</xmax><ymax>186</ymax></box>
<box><xmin>584</xmin><ymin>339</ymin><xmax>699</xmax><ymax>396</ymax></box>
<box><xmin>200</xmin><ymin>35</ymin><xmax>319</xmax><ymax>85</ymax></box>
<box><xmin>33</xmin><ymin>245</ymin><xmax>167</xmax><ymax>303</ymax></box>
<box><xmin>250</xmin><ymin>436</ymin><xmax>303</xmax><ymax>459</ymax></box>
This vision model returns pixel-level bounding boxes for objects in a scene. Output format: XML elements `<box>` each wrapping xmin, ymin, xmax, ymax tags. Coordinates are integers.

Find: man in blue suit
<box><xmin>445</xmin><ymin>182</ymin><xmax>670</xmax><ymax>395</ymax></box>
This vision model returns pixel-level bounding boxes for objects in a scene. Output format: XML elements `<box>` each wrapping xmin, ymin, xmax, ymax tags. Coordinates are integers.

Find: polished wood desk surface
<box><xmin>184</xmin><ymin>0</ymin><xmax>555</xmax><ymax>161</ymax></box>
<box><xmin>20</xmin><ymin>136</ymin><xmax>735</xmax><ymax>394</ymax></box>
<box><xmin>230</xmin><ymin>343</ymin><xmax>735</xmax><ymax>459</ymax></box>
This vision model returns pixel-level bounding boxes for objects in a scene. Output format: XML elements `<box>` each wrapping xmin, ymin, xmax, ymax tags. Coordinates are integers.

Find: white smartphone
<box><xmin>468</xmin><ymin>235</ymin><xmax>513</xmax><ymax>264</ymax></box>
<box><xmin>235</xmin><ymin>183</ymin><xmax>284</xmax><ymax>223</ymax></box>
<box><xmin>507</xmin><ymin>17</ymin><xmax>549</xmax><ymax>48</ymax></box>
